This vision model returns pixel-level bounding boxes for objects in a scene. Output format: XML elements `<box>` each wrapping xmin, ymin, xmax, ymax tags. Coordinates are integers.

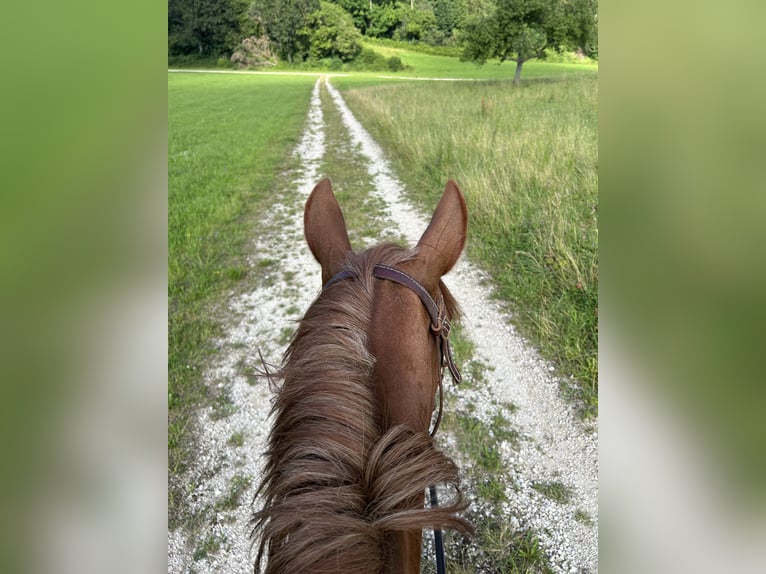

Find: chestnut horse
<box><xmin>251</xmin><ymin>179</ymin><xmax>472</xmax><ymax>573</ymax></box>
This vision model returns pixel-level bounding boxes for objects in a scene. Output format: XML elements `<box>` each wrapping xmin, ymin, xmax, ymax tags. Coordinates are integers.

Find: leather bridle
<box><xmin>323</xmin><ymin>263</ymin><xmax>461</xmax><ymax>388</ymax></box>
<box><xmin>323</xmin><ymin>263</ymin><xmax>462</xmax><ymax>574</ymax></box>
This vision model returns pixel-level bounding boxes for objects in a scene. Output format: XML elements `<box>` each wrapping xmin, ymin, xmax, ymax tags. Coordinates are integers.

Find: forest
<box><xmin>168</xmin><ymin>0</ymin><xmax>598</xmax><ymax>77</ymax></box>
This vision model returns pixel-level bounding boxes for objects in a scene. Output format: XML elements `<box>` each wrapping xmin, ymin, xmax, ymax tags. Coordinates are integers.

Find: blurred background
<box><xmin>0</xmin><ymin>2</ymin><xmax>167</xmax><ymax>573</ymax></box>
<box><xmin>0</xmin><ymin>1</ymin><xmax>764</xmax><ymax>573</ymax></box>
<box><xmin>600</xmin><ymin>0</ymin><xmax>766</xmax><ymax>571</ymax></box>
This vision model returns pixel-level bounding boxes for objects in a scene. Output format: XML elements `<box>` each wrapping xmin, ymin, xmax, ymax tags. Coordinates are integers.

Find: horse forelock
<box><xmin>250</xmin><ymin>243</ymin><xmax>470</xmax><ymax>574</ymax></box>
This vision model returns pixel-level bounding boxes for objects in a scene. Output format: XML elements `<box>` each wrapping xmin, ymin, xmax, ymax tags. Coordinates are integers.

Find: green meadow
<box><xmin>333</xmin><ymin>73</ymin><xmax>599</xmax><ymax>413</ymax></box>
<box><xmin>361</xmin><ymin>39</ymin><xmax>598</xmax><ymax>80</ymax></box>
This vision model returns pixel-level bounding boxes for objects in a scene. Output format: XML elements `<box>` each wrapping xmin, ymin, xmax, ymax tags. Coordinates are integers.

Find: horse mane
<box><xmin>250</xmin><ymin>243</ymin><xmax>470</xmax><ymax>573</ymax></box>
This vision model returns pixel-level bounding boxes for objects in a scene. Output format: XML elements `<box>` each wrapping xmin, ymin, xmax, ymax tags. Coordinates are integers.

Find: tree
<box><xmin>399</xmin><ymin>8</ymin><xmax>437</xmax><ymax>41</ymax></box>
<box><xmin>335</xmin><ymin>0</ymin><xmax>371</xmax><ymax>34</ymax></box>
<box><xmin>169</xmin><ymin>0</ymin><xmax>241</xmax><ymax>56</ymax></box>
<box><xmin>250</xmin><ymin>0</ymin><xmax>321</xmax><ymax>62</ymax></box>
<box><xmin>461</xmin><ymin>0</ymin><xmax>597</xmax><ymax>83</ymax></box>
<box><xmin>433</xmin><ymin>0</ymin><xmax>466</xmax><ymax>38</ymax></box>
<box><xmin>299</xmin><ymin>1</ymin><xmax>363</xmax><ymax>61</ymax></box>
<box><xmin>366</xmin><ymin>2</ymin><xmax>404</xmax><ymax>38</ymax></box>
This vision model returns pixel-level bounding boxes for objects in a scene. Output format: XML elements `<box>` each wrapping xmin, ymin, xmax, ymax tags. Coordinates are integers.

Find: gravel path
<box><xmin>168</xmin><ymin>77</ymin><xmax>598</xmax><ymax>574</ymax></box>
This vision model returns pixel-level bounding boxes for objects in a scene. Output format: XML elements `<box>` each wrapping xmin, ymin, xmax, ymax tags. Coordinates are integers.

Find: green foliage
<box><xmin>342</xmin><ymin>45</ymin><xmax>408</xmax><ymax>73</ymax></box>
<box><xmin>168</xmin><ymin>72</ymin><xmax>316</xmax><ymax>523</ymax></box>
<box><xmin>348</xmin><ymin>47</ymin><xmax>389</xmax><ymax>70</ymax></box>
<box><xmin>167</xmin><ymin>0</ymin><xmax>596</xmax><ymax>67</ymax></box>
<box><xmin>169</xmin><ymin>0</ymin><xmax>243</xmax><ymax>56</ymax></box>
<box><xmin>461</xmin><ymin>0</ymin><xmax>598</xmax><ymax>82</ymax></box>
<box><xmin>506</xmin><ymin>530</ymin><xmax>553</xmax><ymax>573</ymax></box>
<box><xmin>335</xmin><ymin>0</ymin><xmax>371</xmax><ymax>33</ymax></box>
<box><xmin>167</xmin><ymin>0</ymin><xmax>596</xmax><ymax>66</ymax></box>
<box><xmin>231</xmin><ymin>0</ymin><xmax>263</xmax><ymax>41</ymax></box>
<box><xmin>367</xmin><ymin>2</ymin><xmax>404</xmax><ymax>38</ymax></box>
<box><xmin>366</xmin><ymin>2</ymin><xmax>438</xmax><ymax>41</ymax></box>
<box><xmin>300</xmin><ymin>1</ymin><xmax>363</xmax><ymax>61</ymax></box>
<box><xmin>433</xmin><ymin>0</ymin><xmax>467</xmax><ymax>37</ymax></box>
<box><xmin>365</xmin><ymin>36</ymin><xmax>462</xmax><ymax>57</ymax></box>
<box><xmin>251</xmin><ymin>0</ymin><xmax>320</xmax><ymax>62</ymax></box>
<box><xmin>543</xmin><ymin>47</ymin><xmax>596</xmax><ymax>64</ymax></box>
<box><xmin>531</xmin><ymin>480</ymin><xmax>574</xmax><ymax>504</ymax></box>
<box><xmin>387</xmin><ymin>55</ymin><xmax>405</xmax><ymax>71</ymax></box>
<box><xmin>328</xmin><ymin>56</ymin><xmax>345</xmax><ymax>70</ymax></box>
<box><xmin>399</xmin><ymin>7</ymin><xmax>437</xmax><ymax>41</ymax></box>
<box><xmin>339</xmin><ymin>77</ymin><xmax>598</xmax><ymax>412</ymax></box>
<box><xmin>168</xmin><ymin>53</ymin><xmax>228</xmax><ymax>68</ymax></box>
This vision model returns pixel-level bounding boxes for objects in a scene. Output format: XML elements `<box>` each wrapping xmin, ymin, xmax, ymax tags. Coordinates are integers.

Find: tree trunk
<box><xmin>513</xmin><ymin>60</ymin><xmax>524</xmax><ymax>84</ymax></box>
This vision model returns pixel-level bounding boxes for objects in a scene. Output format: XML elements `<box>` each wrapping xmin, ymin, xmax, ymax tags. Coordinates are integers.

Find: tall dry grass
<box><xmin>339</xmin><ymin>76</ymin><xmax>598</xmax><ymax>412</ymax></box>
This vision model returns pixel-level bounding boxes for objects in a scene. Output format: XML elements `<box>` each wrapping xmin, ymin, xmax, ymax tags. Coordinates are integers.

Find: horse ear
<box><xmin>304</xmin><ymin>178</ymin><xmax>352</xmax><ymax>284</ymax></box>
<box><xmin>415</xmin><ymin>180</ymin><xmax>468</xmax><ymax>286</ymax></box>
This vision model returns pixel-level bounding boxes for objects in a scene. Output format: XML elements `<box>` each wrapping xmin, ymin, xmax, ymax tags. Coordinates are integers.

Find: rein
<box><xmin>323</xmin><ymin>263</ymin><xmax>461</xmax><ymax>574</ymax></box>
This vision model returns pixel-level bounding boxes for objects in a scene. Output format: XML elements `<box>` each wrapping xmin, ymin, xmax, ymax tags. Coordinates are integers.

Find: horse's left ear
<box><xmin>415</xmin><ymin>180</ymin><xmax>467</xmax><ymax>288</ymax></box>
<box><xmin>304</xmin><ymin>178</ymin><xmax>353</xmax><ymax>284</ymax></box>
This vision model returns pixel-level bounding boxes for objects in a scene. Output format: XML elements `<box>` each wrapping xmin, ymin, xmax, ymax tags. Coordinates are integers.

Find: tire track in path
<box><xmin>168</xmin><ymin>77</ymin><xmax>598</xmax><ymax>574</ymax></box>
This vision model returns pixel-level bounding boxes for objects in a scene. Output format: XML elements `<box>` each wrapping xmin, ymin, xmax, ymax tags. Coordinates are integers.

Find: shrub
<box><xmin>328</xmin><ymin>57</ymin><xmax>344</xmax><ymax>70</ymax></box>
<box><xmin>387</xmin><ymin>56</ymin><xmax>405</xmax><ymax>72</ymax></box>
<box><xmin>400</xmin><ymin>8</ymin><xmax>437</xmax><ymax>41</ymax></box>
<box><xmin>300</xmin><ymin>1</ymin><xmax>363</xmax><ymax>62</ymax></box>
<box><xmin>367</xmin><ymin>3</ymin><xmax>403</xmax><ymax>38</ymax></box>
<box><xmin>543</xmin><ymin>47</ymin><xmax>596</xmax><ymax>65</ymax></box>
<box><xmin>350</xmin><ymin>48</ymin><xmax>388</xmax><ymax>71</ymax></box>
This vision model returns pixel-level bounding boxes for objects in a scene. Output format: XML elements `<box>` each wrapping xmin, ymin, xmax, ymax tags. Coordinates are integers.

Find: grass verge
<box><xmin>334</xmin><ymin>76</ymin><xmax>599</xmax><ymax>416</ymax></box>
<box><xmin>168</xmin><ymin>72</ymin><xmax>316</xmax><ymax>526</ymax></box>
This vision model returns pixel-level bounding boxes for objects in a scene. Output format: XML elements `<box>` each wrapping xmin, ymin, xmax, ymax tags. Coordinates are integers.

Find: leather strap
<box><xmin>371</xmin><ymin>265</ymin><xmax>462</xmax><ymax>385</ymax></box>
<box><xmin>323</xmin><ymin>264</ymin><xmax>462</xmax><ymax>386</ymax></box>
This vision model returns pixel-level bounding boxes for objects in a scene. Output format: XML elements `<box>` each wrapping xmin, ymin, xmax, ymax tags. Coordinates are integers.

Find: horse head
<box><xmin>253</xmin><ymin>179</ymin><xmax>471</xmax><ymax>574</ymax></box>
<box><xmin>305</xmin><ymin>178</ymin><xmax>469</xmax><ymax>572</ymax></box>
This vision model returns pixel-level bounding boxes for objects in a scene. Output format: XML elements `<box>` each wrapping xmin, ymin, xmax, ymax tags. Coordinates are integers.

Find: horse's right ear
<box><xmin>414</xmin><ymin>180</ymin><xmax>468</xmax><ymax>291</ymax></box>
<box><xmin>304</xmin><ymin>178</ymin><xmax>352</xmax><ymax>284</ymax></box>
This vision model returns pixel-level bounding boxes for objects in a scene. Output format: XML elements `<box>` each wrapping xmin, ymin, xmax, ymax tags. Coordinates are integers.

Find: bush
<box><xmin>367</xmin><ymin>3</ymin><xmax>403</xmax><ymax>38</ymax></box>
<box><xmin>328</xmin><ymin>57</ymin><xmax>344</xmax><ymax>70</ymax></box>
<box><xmin>543</xmin><ymin>47</ymin><xmax>596</xmax><ymax>65</ymax></box>
<box><xmin>400</xmin><ymin>8</ymin><xmax>437</xmax><ymax>41</ymax></box>
<box><xmin>349</xmin><ymin>48</ymin><xmax>388</xmax><ymax>71</ymax></box>
<box><xmin>387</xmin><ymin>56</ymin><xmax>404</xmax><ymax>72</ymax></box>
<box><xmin>300</xmin><ymin>1</ymin><xmax>363</xmax><ymax>62</ymax></box>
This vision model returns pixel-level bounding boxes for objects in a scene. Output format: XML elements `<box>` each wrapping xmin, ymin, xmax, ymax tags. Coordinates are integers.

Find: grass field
<box><xmin>333</xmin><ymin>75</ymin><xmax>599</xmax><ymax>414</ymax></box>
<box><xmin>361</xmin><ymin>40</ymin><xmax>598</xmax><ymax>80</ymax></box>
<box><xmin>168</xmin><ymin>72</ymin><xmax>316</xmax><ymax>520</ymax></box>
<box><xmin>169</xmin><ymin>40</ymin><xmax>597</xmax><ymax>83</ymax></box>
